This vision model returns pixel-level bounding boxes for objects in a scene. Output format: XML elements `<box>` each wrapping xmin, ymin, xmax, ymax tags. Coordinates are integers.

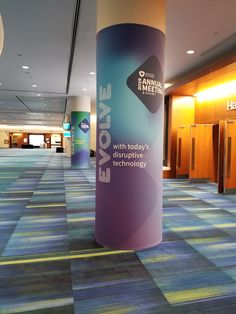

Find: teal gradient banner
<box><xmin>71</xmin><ymin>111</ymin><xmax>90</xmax><ymax>168</ymax></box>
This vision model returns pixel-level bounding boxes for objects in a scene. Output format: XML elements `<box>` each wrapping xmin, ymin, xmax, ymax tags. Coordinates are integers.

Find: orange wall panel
<box><xmin>195</xmin><ymin>79</ymin><xmax>236</xmax><ymax>124</ymax></box>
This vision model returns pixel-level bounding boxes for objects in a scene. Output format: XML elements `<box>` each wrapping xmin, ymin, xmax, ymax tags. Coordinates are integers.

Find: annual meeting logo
<box><xmin>137</xmin><ymin>70</ymin><xmax>163</xmax><ymax>97</ymax></box>
<box><xmin>127</xmin><ymin>55</ymin><xmax>164</xmax><ymax>113</ymax></box>
<box><xmin>79</xmin><ymin>118</ymin><xmax>90</xmax><ymax>133</ymax></box>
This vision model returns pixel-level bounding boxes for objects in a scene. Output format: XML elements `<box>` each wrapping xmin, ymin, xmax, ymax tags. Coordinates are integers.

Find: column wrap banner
<box><xmin>71</xmin><ymin>111</ymin><xmax>90</xmax><ymax>168</ymax></box>
<box><xmin>96</xmin><ymin>24</ymin><xmax>165</xmax><ymax>249</ymax></box>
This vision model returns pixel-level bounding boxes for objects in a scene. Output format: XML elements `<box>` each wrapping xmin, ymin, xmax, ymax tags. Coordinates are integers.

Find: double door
<box><xmin>176</xmin><ymin>121</ymin><xmax>236</xmax><ymax>193</ymax></box>
<box><xmin>176</xmin><ymin>124</ymin><xmax>217</xmax><ymax>182</ymax></box>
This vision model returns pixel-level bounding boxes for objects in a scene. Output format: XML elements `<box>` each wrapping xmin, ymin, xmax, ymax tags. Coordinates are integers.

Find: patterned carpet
<box><xmin>1</xmin><ymin>149</ymin><xmax>236</xmax><ymax>313</ymax></box>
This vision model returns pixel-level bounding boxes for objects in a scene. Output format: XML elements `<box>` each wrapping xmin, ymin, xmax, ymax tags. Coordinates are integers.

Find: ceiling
<box><xmin>0</xmin><ymin>0</ymin><xmax>235</xmax><ymax>127</ymax></box>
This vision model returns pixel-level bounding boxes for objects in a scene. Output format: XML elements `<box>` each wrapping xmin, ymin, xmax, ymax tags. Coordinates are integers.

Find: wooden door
<box><xmin>176</xmin><ymin>126</ymin><xmax>191</xmax><ymax>177</ymax></box>
<box><xmin>189</xmin><ymin>124</ymin><xmax>214</xmax><ymax>182</ymax></box>
<box><xmin>224</xmin><ymin>120</ymin><xmax>236</xmax><ymax>193</ymax></box>
<box><xmin>218</xmin><ymin>121</ymin><xmax>225</xmax><ymax>193</ymax></box>
<box><xmin>211</xmin><ymin>124</ymin><xmax>219</xmax><ymax>183</ymax></box>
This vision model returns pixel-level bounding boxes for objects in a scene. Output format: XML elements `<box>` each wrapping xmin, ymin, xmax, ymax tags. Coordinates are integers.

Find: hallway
<box><xmin>1</xmin><ymin>149</ymin><xmax>236</xmax><ymax>313</ymax></box>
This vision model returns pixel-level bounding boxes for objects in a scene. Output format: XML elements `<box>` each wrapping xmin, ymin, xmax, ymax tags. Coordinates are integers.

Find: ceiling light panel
<box><xmin>0</xmin><ymin>113</ymin><xmax>11</xmax><ymax>119</ymax></box>
<box><xmin>2</xmin><ymin>118</ymin><xmax>63</xmax><ymax>127</ymax></box>
<box><xmin>17</xmin><ymin>96</ymin><xmax>66</xmax><ymax>113</ymax></box>
<box><xmin>0</xmin><ymin>97</ymin><xmax>28</xmax><ymax>112</ymax></box>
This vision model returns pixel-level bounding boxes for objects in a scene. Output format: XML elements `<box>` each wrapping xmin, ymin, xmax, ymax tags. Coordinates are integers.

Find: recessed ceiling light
<box><xmin>22</xmin><ymin>65</ymin><xmax>30</xmax><ymax>70</ymax></box>
<box><xmin>37</xmin><ymin>93</ymin><xmax>41</xmax><ymax>96</ymax></box>
<box><xmin>164</xmin><ymin>83</ymin><xmax>173</xmax><ymax>89</ymax></box>
<box><xmin>40</xmin><ymin>97</ymin><xmax>44</xmax><ymax>100</ymax></box>
<box><xmin>32</xmin><ymin>84</ymin><xmax>37</xmax><ymax>87</ymax></box>
<box><xmin>90</xmin><ymin>71</ymin><xmax>96</xmax><ymax>75</ymax></box>
<box><xmin>0</xmin><ymin>82</ymin><xmax>2</xmax><ymax>85</ymax></box>
<box><xmin>186</xmin><ymin>50</ymin><xmax>195</xmax><ymax>55</ymax></box>
<box><xmin>82</xmin><ymin>88</ymin><xmax>87</xmax><ymax>91</ymax></box>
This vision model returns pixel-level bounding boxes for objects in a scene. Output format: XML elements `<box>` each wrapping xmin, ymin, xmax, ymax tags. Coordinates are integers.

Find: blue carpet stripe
<box><xmin>1</xmin><ymin>150</ymin><xmax>236</xmax><ymax>312</ymax></box>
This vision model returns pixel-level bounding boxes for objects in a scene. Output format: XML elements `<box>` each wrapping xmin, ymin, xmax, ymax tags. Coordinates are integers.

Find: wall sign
<box><xmin>227</xmin><ymin>100</ymin><xmax>236</xmax><ymax>111</ymax></box>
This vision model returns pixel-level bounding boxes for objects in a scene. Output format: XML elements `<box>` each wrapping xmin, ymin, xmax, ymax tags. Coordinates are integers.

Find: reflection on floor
<box><xmin>1</xmin><ymin>149</ymin><xmax>236</xmax><ymax>313</ymax></box>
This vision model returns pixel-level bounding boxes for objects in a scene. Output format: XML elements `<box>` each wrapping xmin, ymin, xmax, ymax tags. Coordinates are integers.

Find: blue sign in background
<box><xmin>71</xmin><ymin>111</ymin><xmax>90</xmax><ymax>169</ymax></box>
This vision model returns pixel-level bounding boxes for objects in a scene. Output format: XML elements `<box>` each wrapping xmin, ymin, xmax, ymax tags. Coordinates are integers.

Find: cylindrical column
<box><xmin>96</xmin><ymin>0</ymin><xmax>166</xmax><ymax>250</ymax></box>
<box><xmin>71</xmin><ymin>96</ymin><xmax>91</xmax><ymax>168</ymax></box>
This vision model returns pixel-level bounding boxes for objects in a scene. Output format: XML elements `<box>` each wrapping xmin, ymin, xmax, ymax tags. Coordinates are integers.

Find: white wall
<box><xmin>0</xmin><ymin>130</ymin><xmax>9</xmax><ymax>148</ymax></box>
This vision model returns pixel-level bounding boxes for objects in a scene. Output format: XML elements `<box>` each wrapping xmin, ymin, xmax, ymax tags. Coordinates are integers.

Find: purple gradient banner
<box><xmin>96</xmin><ymin>24</ymin><xmax>165</xmax><ymax>250</ymax></box>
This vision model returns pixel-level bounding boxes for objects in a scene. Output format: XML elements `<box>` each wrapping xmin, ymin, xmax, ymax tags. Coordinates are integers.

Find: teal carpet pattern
<box><xmin>1</xmin><ymin>149</ymin><xmax>236</xmax><ymax>313</ymax></box>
